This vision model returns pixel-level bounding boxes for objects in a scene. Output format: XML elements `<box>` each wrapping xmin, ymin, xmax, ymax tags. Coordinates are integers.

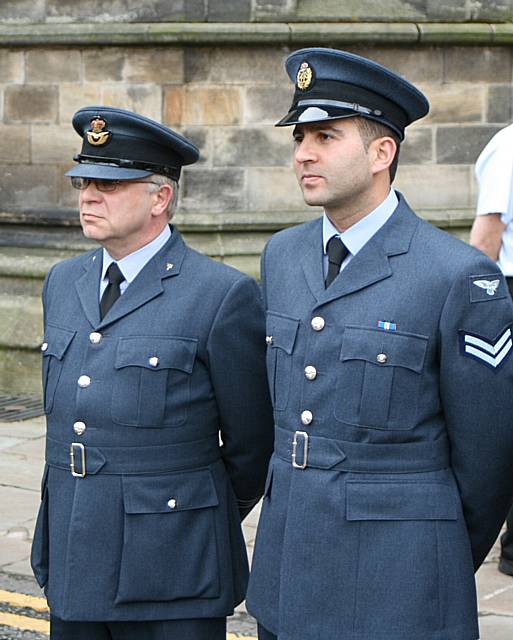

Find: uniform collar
<box><xmin>322</xmin><ymin>189</ymin><xmax>398</xmax><ymax>257</ymax></box>
<box><xmin>101</xmin><ymin>224</ymin><xmax>172</xmax><ymax>283</ymax></box>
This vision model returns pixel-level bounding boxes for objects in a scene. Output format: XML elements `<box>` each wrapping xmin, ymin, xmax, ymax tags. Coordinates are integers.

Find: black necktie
<box><xmin>100</xmin><ymin>262</ymin><xmax>125</xmax><ymax>319</ymax></box>
<box><xmin>325</xmin><ymin>236</ymin><xmax>349</xmax><ymax>288</ymax></box>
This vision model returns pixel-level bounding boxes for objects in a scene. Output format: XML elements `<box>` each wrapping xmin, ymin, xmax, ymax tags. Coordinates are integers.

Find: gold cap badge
<box><xmin>296</xmin><ymin>61</ymin><xmax>313</xmax><ymax>90</ymax></box>
<box><xmin>86</xmin><ymin>117</ymin><xmax>111</xmax><ymax>146</ymax></box>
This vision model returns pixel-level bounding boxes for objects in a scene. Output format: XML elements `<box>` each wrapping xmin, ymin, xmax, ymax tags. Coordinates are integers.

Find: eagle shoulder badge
<box><xmin>86</xmin><ymin>117</ymin><xmax>111</xmax><ymax>146</ymax></box>
<box><xmin>296</xmin><ymin>61</ymin><xmax>314</xmax><ymax>90</ymax></box>
<box><xmin>469</xmin><ymin>273</ymin><xmax>506</xmax><ymax>303</ymax></box>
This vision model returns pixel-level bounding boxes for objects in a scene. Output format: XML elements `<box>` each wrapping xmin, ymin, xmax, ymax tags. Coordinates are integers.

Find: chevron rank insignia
<box><xmin>460</xmin><ymin>326</ymin><xmax>512</xmax><ymax>369</ymax></box>
<box><xmin>469</xmin><ymin>273</ymin><xmax>507</xmax><ymax>302</ymax></box>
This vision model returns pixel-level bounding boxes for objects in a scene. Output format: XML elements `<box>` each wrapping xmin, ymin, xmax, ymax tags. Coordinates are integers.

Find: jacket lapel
<box><xmin>97</xmin><ymin>227</ymin><xmax>186</xmax><ymax>328</ymax></box>
<box><xmin>299</xmin><ymin>218</ymin><xmax>326</xmax><ymax>302</ymax></box>
<box><xmin>316</xmin><ymin>194</ymin><xmax>420</xmax><ymax>306</ymax></box>
<box><xmin>75</xmin><ymin>249</ymin><xmax>103</xmax><ymax>328</ymax></box>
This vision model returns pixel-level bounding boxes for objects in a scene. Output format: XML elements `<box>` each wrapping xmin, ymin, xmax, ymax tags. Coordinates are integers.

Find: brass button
<box><xmin>311</xmin><ymin>316</ymin><xmax>325</xmax><ymax>331</ymax></box>
<box><xmin>167</xmin><ymin>499</ymin><xmax>177</xmax><ymax>509</ymax></box>
<box><xmin>266</xmin><ymin>335</ymin><xmax>273</xmax><ymax>345</ymax></box>
<box><xmin>304</xmin><ymin>365</ymin><xmax>317</xmax><ymax>380</ymax></box>
<box><xmin>89</xmin><ymin>332</ymin><xmax>102</xmax><ymax>344</ymax></box>
<box><xmin>41</xmin><ymin>342</ymin><xmax>48</xmax><ymax>352</ymax></box>
<box><xmin>301</xmin><ymin>410</ymin><xmax>313</xmax><ymax>425</ymax></box>
<box><xmin>148</xmin><ymin>356</ymin><xmax>159</xmax><ymax>368</ymax></box>
<box><xmin>77</xmin><ymin>375</ymin><xmax>91</xmax><ymax>388</ymax></box>
<box><xmin>376</xmin><ymin>353</ymin><xmax>388</xmax><ymax>364</ymax></box>
<box><xmin>73</xmin><ymin>421</ymin><xmax>86</xmax><ymax>436</ymax></box>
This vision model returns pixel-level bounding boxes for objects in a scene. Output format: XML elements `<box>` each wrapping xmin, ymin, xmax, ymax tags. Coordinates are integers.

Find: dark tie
<box><xmin>325</xmin><ymin>236</ymin><xmax>349</xmax><ymax>288</ymax></box>
<box><xmin>100</xmin><ymin>262</ymin><xmax>125</xmax><ymax>319</ymax></box>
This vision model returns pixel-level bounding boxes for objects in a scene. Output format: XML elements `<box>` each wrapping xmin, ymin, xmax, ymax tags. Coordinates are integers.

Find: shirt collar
<box><xmin>101</xmin><ymin>225</ymin><xmax>172</xmax><ymax>284</ymax></box>
<box><xmin>323</xmin><ymin>189</ymin><xmax>398</xmax><ymax>256</ymax></box>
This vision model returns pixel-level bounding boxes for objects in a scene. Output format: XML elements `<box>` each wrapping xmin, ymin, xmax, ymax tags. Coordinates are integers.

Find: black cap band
<box><xmin>74</xmin><ymin>154</ymin><xmax>181</xmax><ymax>181</ymax></box>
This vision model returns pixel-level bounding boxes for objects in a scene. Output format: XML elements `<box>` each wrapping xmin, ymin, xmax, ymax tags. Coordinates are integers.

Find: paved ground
<box><xmin>0</xmin><ymin>416</ymin><xmax>512</xmax><ymax>639</ymax></box>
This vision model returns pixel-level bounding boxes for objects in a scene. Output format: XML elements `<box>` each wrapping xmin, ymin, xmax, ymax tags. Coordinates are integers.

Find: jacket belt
<box><xmin>45</xmin><ymin>435</ymin><xmax>222</xmax><ymax>477</ymax></box>
<box><xmin>275</xmin><ymin>427</ymin><xmax>450</xmax><ymax>473</ymax></box>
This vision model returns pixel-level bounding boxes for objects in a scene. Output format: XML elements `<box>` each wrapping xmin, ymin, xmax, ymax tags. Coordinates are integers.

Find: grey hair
<box><xmin>146</xmin><ymin>174</ymin><xmax>179</xmax><ymax>219</ymax></box>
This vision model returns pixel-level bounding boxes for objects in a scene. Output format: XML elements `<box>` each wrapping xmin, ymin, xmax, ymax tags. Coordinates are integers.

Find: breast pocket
<box><xmin>116</xmin><ymin>469</ymin><xmax>220</xmax><ymax>604</ymax></box>
<box><xmin>112</xmin><ymin>336</ymin><xmax>197</xmax><ymax>427</ymax></box>
<box><xmin>41</xmin><ymin>324</ymin><xmax>75</xmax><ymax>414</ymax></box>
<box><xmin>335</xmin><ymin>326</ymin><xmax>428</xmax><ymax>430</ymax></box>
<box><xmin>266</xmin><ymin>313</ymin><xmax>300</xmax><ymax>411</ymax></box>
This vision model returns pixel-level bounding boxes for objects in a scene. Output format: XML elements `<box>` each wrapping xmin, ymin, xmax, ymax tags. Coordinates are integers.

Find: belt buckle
<box><xmin>70</xmin><ymin>442</ymin><xmax>86</xmax><ymax>478</ymax></box>
<box><xmin>292</xmin><ymin>430</ymin><xmax>309</xmax><ymax>469</ymax></box>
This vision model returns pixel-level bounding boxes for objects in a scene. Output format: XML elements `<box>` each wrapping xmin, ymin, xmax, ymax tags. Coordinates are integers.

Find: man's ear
<box><xmin>369</xmin><ymin>136</ymin><xmax>397</xmax><ymax>176</ymax></box>
<box><xmin>150</xmin><ymin>184</ymin><xmax>173</xmax><ymax>217</ymax></box>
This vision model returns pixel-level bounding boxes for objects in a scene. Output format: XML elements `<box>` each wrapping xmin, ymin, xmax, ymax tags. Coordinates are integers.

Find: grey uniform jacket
<box><xmin>246</xmin><ymin>194</ymin><xmax>513</xmax><ymax>640</ymax></box>
<box><xmin>31</xmin><ymin>227</ymin><xmax>274</xmax><ymax>622</ymax></box>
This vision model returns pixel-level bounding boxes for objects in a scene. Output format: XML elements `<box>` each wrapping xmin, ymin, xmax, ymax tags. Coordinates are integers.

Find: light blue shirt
<box><xmin>322</xmin><ymin>189</ymin><xmax>398</xmax><ymax>277</ymax></box>
<box><xmin>100</xmin><ymin>225</ymin><xmax>171</xmax><ymax>300</ymax></box>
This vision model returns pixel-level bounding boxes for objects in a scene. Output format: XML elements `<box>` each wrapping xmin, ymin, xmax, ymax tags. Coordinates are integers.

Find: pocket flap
<box><xmin>341</xmin><ymin>326</ymin><xmax>428</xmax><ymax>373</ymax></box>
<box><xmin>346</xmin><ymin>482</ymin><xmax>457</xmax><ymax>521</ymax></box>
<box><xmin>42</xmin><ymin>324</ymin><xmax>75</xmax><ymax>360</ymax></box>
<box><xmin>122</xmin><ymin>469</ymin><xmax>219</xmax><ymax>514</ymax></box>
<box><xmin>115</xmin><ymin>336</ymin><xmax>198</xmax><ymax>372</ymax></box>
<box><xmin>266</xmin><ymin>312</ymin><xmax>300</xmax><ymax>355</ymax></box>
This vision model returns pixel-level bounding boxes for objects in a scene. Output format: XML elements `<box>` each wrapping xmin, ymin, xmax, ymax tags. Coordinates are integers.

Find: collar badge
<box><xmin>86</xmin><ymin>117</ymin><xmax>111</xmax><ymax>146</ymax></box>
<box><xmin>297</xmin><ymin>61</ymin><xmax>313</xmax><ymax>90</ymax></box>
<box><xmin>166</xmin><ymin>263</ymin><xmax>174</xmax><ymax>271</ymax></box>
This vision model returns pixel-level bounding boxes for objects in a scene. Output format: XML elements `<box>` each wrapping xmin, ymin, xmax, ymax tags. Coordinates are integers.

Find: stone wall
<box><xmin>1</xmin><ymin>2</ymin><xmax>513</xmax><ymax>391</ymax></box>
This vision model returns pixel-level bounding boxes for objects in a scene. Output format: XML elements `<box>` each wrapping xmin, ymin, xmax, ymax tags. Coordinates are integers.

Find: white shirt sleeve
<box><xmin>476</xmin><ymin>140</ymin><xmax>513</xmax><ymax>224</ymax></box>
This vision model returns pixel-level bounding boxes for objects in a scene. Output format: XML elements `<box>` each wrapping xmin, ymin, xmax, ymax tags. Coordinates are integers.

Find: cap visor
<box><xmin>275</xmin><ymin>105</ymin><xmax>358</xmax><ymax>127</ymax></box>
<box><xmin>65</xmin><ymin>163</ymin><xmax>153</xmax><ymax>180</ymax></box>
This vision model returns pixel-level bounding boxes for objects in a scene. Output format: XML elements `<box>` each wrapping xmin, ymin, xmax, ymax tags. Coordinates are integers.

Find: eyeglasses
<box><xmin>70</xmin><ymin>177</ymin><xmax>161</xmax><ymax>192</ymax></box>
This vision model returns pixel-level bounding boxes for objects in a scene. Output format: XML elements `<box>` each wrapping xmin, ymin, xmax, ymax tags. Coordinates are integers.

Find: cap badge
<box><xmin>297</xmin><ymin>61</ymin><xmax>313</xmax><ymax>90</ymax></box>
<box><xmin>86</xmin><ymin>117</ymin><xmax>111</xmax><ymax>146</ymax></box>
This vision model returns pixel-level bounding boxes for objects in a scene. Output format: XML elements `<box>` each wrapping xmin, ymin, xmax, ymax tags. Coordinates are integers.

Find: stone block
<box><xmin>26</xmin><ymin>49</ymin><xmax>82</xmax><ymax>83</ymax></box>
<box><xmin>444</xmin><ymin>47</ymin><xmax>512</xmax><ymax>83</ymax></box>
<box><xmin>0</xmin><ymin>125</ymin><xmax>30</xmax><ymax>163</ymax></box>
<box><xmin>0</xmin><ymin>0</ymin><xmax>45</xmax><ymax>23</ymax></box>
<box><xmin>247</xmin><ymin>167</ymin><xmax>307</xmax><ymax>211</ymax></box>
<box><xmin>4</xmin><ymin>86</ymin><xmax>58</xmax><ymax>124</ymax></box>
<box><xmin>213</xmin><ymin>127</ymin><xmax>291</xmax><ymax>167</ymax></box>
<box><xmin>436</xmin><ymin>125</ymin><xmax>502</xmax><ymax>164</ymax></box>
<box><xmin>394</xmin><ymin>164</ymin><xmax>472</xmax><ymax>210</ymax></box>
<box><xmin>46</xmin><ymin>0</ymin><xmax>195</xmax><ymax>22</ymax></box>
<box><xmin>181</xmin><ymin>168</ymin><xmax>245</xmax><ymax>211</ymax></box>
<box><xmin>424</xmin><ymin>0</ymin><xmax>467</xmax><ymax>20</ymax></box>
<box><xmin>101</xmin><ymin>85</ymin><xmax>162</xmax><ymax>121</ymax></box>
<box><xmin>31</xmin><ymin>125</ymin><xmax>80</xmax><ymax>164</ymax></box>
<box><xmin>123</xmin><ymin>48</ymin><xmax>184</xmax><ymax>84</ymax></box>
<box><xmin>0</xmin><ymin>348</ymin><xmax>42</xmax><ymax>395</ymax></box>
<box><xmin>295</xmin><ymin>0</ymin><xmax>423</xmax><ymax>20</ymax></box>
<box><xmin>184</xmin><ymin>47</ymin><xmax>285</xmax><ymax>84</ymax></box>
<box><xmin>254</xmin><ymin>0</ymin><xmax>297</xmax><ymax>19</ymax></box>
<box><xmin>419</xmin><ymin>83</ymin><xmax>484</xmax><ymax>124</ymax></box>
<box><xmin>208</xmin><ymin>0</ymin><xmax>251</xmax><ymax>21</ymax></box>
<box><xmin>181</xmin><ymin>127</ymin><xmax>210</xmax><ymax>165</ymax></box>
<box><xmin>0</xmin><ymin>50</ymin><xmax>24</xmax><ymax>83</ymax></box>
<box><xmin>486</xmin><ymin>85</ymin><xmax>513</xmax><ymax>124</ymax></box>
<box><xmin>164</xmin><ymin>87</ymin><xmax>241</xmax><ymax>126</ymax></box>
<box><xmin>0</xmin><ymin>164</ymin><xmax>60</xmax><ymax>208</ymax></box>
<box><xmin>400</xmin><ymin>127</ymin><xmax>433</xmax><ymax>165</ymax></box>
<box><xmin>352</xmin><ymin>46</ymin><xmax>443</xmax><ymax>84</ymax></box>
<box><xmin>59</xmin><ymin>83</ymin><xmax>105</xmax><ymax>124</ymax></box>
<box><xmin>245</xmin><ymin>85</ymin><xmax>292</xmax><ymax>125</ymax></box>
<box><xmin>84</xmin><ymin>48</ymin><xmax>125</xmax><ymax>82</ymax></box>
<box><xmin>58</xmin><ymin>165</ymin><xmax>80</xmax><ymax>208</ymax></box>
